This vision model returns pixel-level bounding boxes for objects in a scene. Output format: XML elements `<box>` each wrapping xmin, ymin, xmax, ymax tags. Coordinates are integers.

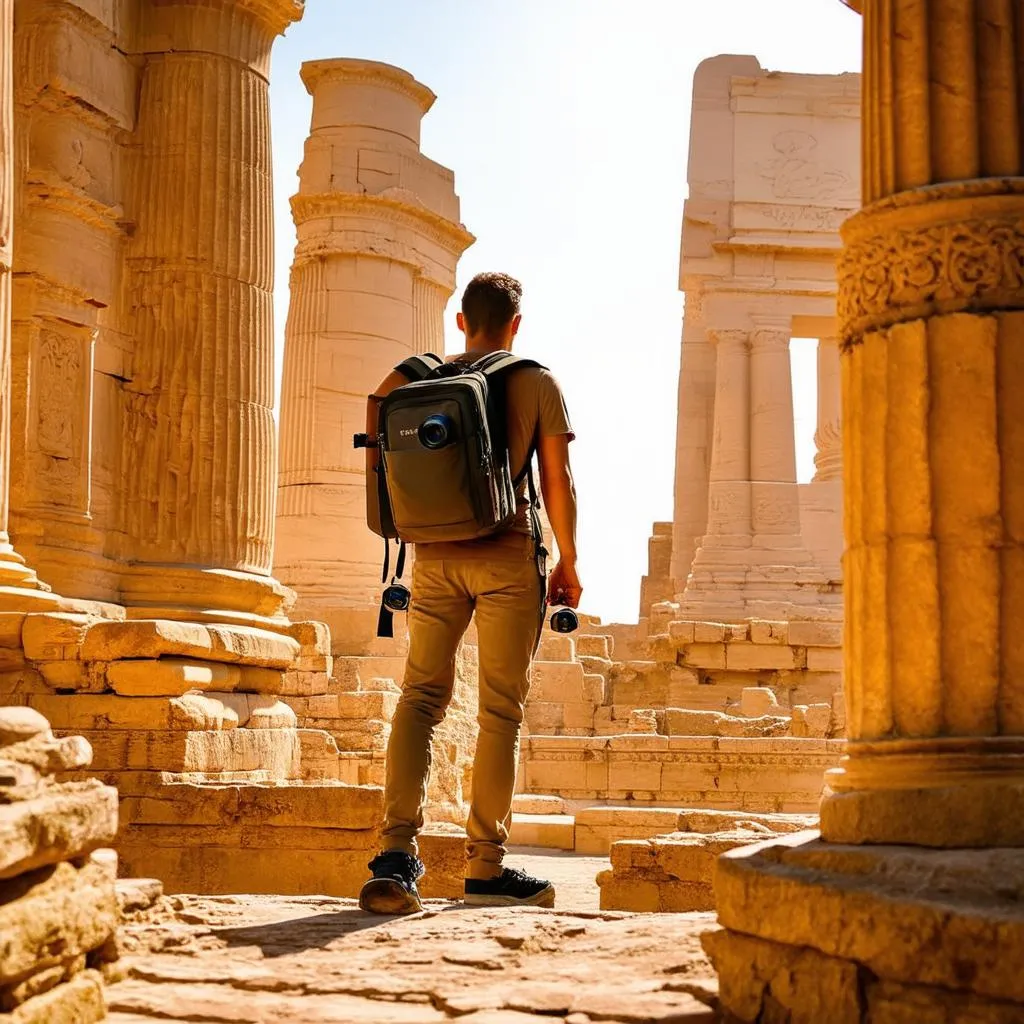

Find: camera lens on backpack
<box><xmin>382</xmin><ymin>583</ymin><xmax>411</xmax><ymax>612</ymax></box>
<box><xmin>549</xmin><ymin>608</ymin><xmax>579</xmax><ymax>634</ymax></box>
<box><xmin>418</xmin><ymin>414</ymin><xmax>454</xmax><ymax>450</ymax></box>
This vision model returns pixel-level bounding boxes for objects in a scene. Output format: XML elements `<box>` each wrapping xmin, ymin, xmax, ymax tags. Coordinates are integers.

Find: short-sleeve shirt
<box><xmin>415</xmin><ymin>355</ymin><xmax>574</xmax><ymax>561</ymax></box>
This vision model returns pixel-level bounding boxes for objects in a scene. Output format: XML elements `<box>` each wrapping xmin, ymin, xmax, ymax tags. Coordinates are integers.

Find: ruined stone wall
<box><xmin>0</xmin><ymin>708</ymin><xmax>119</xmax><ymax>1021</ymax></box>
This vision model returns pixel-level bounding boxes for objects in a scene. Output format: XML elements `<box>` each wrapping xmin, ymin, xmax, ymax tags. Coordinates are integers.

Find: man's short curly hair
<box><xmin>461</xmin><ymin>272</ymin><xmax>522</xmax><ymax>337</ymax></box>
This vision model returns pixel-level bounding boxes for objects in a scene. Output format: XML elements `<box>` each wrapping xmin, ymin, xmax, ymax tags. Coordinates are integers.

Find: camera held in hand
<box><xmin>549</xmin><ymin>607</ymin><xmax>579</xmax><ymax>634</ymax></box>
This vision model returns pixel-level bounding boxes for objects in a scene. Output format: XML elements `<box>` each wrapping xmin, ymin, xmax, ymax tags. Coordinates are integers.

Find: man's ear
<box><xmin>456</xmin><ymin>311</ymin><xmax>467</xmax><ymax>334</ymax></box>
<box><xmin>510</xmin><ymin>314</ymin><xmax>522</xmax><ymax>337</ymax></box>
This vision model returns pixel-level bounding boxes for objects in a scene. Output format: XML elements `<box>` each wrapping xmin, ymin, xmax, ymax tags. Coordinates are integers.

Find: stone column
<box><xmin>682</xmin><ymin>319</ymin><xmax>831</xmax><ymax>621</ymax></box>
<box><xmin>274</xmin><ymin>59</ymin><xmax>474</xmax><ymax>647</ymax></box>
<box><xmin>821</xmin><ymin>0</ymin><xmax>1024</xmax><ymax>847</ymax></box>
<box><xmin>0</xmin><ymin>0</ymin><xmax>54</xmax><ymax>609</ymax></box>
<box><xmin>118</xmin><ymin>0</ymin><xmax>301</xmax><ymax>621</ymax></box>
<box><xmin>799</xmin><ymin>333</ymin><xmax>844</xmax><ymax>582</ymax></box>
<box><xmin>748</xmin><ymin>315</ymin><xmax>803</xmax><ymax>547</ymax></box>
<box><xmin>812</xmin><ymin>336</ymin><xmax>842</xmax><ymax>483</ymax></box>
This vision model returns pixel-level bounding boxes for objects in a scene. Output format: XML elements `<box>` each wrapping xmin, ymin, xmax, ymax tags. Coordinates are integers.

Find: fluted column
<box><xmin>413</xmin><ymin>277</ymin><xmax>449</xmax><ymax>356</ymax></box>
<box><xmin>274</xmin><ymin>59</ymin><xmax>474</xmax><ymax>644</ymax></box>
<box><xmin>749</xmin><ymin>315</ymin><xmax>803</xmax><ymax>545</ymax></box>
<box><xmin>682</xmin><ymin>318</ymin><xmax>832</xmax><ymax>621</ymax></box>
<box><xmin>812</xmin><ymin>336</ymin><xmax>842</xmax><ymax>483</ymax></box>
<box><xmin>824</xmin><ymin>0</ymin><xmax>1024</xmax><ymax>847</ymax></box>
<box><xmin>0</xmin><ymin>0</ymin><xmax>54</xmax><ymax>607</ymax></box>
<box><xmin>119</xmin><ymin>0</ymin><xmax>301</xmax><ymax>618</ymax></box>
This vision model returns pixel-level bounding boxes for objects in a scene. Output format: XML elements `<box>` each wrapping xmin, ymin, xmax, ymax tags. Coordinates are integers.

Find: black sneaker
<box><xmin>464</xmin><ymin>866</ymin><xmax>556</xmax><ymax>908</ymax></box>
<box><xmin>358</xmin><ymin>851</ymin><xmax>425</xmax><ymax>915</ymax></box>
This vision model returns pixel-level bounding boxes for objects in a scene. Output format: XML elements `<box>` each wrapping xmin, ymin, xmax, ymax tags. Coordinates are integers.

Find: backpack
<box><xmin>354</xmin><ymin>350</ymin><xmax>547</xmax><ymax>634</ymax></box>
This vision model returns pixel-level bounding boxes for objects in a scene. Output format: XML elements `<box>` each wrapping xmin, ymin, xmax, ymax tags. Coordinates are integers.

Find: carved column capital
<box><xmin>706</xmin><ymin>328</ymin><xmax>750</xmax><ymax>349</ymax></box>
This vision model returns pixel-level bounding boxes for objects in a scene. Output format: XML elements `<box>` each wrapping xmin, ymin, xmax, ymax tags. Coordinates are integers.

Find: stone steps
<box><xmin>508</xmin><ymin>812</ymin><xmax>576</xmax><ymax>850</ymax></box>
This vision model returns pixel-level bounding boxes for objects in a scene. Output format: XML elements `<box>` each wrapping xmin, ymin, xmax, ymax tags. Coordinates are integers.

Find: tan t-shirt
<box><xmin>415</xmin><ymin>355</ymin><xmax>574</xmax><ymax>561</ymax></box>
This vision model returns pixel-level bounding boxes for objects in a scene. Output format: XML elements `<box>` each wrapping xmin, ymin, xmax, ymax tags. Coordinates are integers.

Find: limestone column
<box><xmin>682</xmin><ymin>318</ymin><xmax>830</xmax><ymax>621</ymax></box>
<box><xmin>274</xmin><ymin>60</ymin><xmax>474</xmax><ymax>646</ymax></box>
<box><xmin>0</xmin><ymin>0</ymin><xmax>54</xmax><ymax>609</ymax></box>
<box><xmin>119</xmin><ymin>0</ymin><xmax>302</xmax><ymax>621</ymax></box>
<box><xmin>748</xmin><ymin>315</ymin><xmax>804</xmax><ymax>547</ymax></box>
<box><xmin>812</xmin><ymin>336</ymin><xmax>842</xmax><ymax>484</ymax></box>
<box><xmin>822</xmin><ymin>0</ymin><xmax>1024</xmax><ymax>847</ymax></box>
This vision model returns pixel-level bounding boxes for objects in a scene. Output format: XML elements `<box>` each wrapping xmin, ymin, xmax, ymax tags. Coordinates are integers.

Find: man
<box><xmin>359</xmin><ymin>272</ymin><xmax>581</xmax><ymax>914</ymax></box>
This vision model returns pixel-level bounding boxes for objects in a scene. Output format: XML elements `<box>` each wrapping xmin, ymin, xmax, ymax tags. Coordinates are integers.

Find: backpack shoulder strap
<box><xmin>470</xmin><ymin>352</ymin><xmax>546</xmax><ymax>379</ymax></box>
<box><xmin>394</xmin><ymin>353</ymin><xmax>443</xmax><ymax>382</ymax></box>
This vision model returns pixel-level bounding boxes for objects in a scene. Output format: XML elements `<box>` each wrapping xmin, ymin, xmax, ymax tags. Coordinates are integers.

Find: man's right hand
<box><xmin>547</xmin><ymin>559</ymin><xmax>583</xmax><ymax>609</ymax></box>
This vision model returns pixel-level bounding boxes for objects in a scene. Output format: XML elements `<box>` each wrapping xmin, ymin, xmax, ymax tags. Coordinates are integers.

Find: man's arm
<box><xmin>364</xmin><ymin>368</ymin><xmax>410</xmax><ymax>474</ymax></box>
<box><xmin>538</xmin><ymin>433</ymin><xmax>582</xmax><ymax>608</ymax></box>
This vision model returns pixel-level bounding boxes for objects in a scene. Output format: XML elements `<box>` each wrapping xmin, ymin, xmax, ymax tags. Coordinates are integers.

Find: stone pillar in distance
<box><xmin>119</xmin><ymin>0</ymin><xmax>302</xmax><ymax>625</ymax></box>
<box><xmin>0</xmin><ymin>0</ymin><xmax>56</xmax><ymax>610</ymax></box>
<box><xmin>274</xmin><ymin>59</ymin><xmax>474</xmax><ymax>650</ymax></box>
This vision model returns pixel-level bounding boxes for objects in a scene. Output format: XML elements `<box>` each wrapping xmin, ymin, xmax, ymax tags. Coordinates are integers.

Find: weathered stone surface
<box><xmin>715</xmin><ymin>834</ymin><xmax>1024</xmax><ymax>1005</ymax></box>
<box><xmin>82</xmin><ymin>621</ymin><xmax>300</xmax><ymax>670</ymax></box>
<box><xmin>0</xmin><ymin>779</ymin><xmax>118</xmax><ymax>879</ymax></box>
<box><xmin>0</xmin><ymin>706</ymin><xmax>48</xmax><ymax>747</ymax></box>
<box><xmin>3</xmin><ymin>730</ymin><xmax>92</xmax><ymax>775</ymax></box>
<box><xmin>5</xmin><ymin>968</ymin><xmax>106</xmax><ymax>1024</ymax></box>
<box><xmin>0</xmin><ymin>849</ymin><xmax>117</xmax><ymax>985</ymax></box>
<box><xmin>107</xmin><ymin>891</ymin><xmax>718</xmax><ymax>1022</ymax></box>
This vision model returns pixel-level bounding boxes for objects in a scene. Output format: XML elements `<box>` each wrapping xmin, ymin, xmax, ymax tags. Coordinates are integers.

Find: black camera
<box><xmin>382</xmin><ymin>583</ymin><xmax>411</xmax><ymax>612</ymax></box>
<box><xmin>418</xmin><ymin>414</ymin><xmax>454</xmax><ymax>450</ymax></box>
<box><xmin>549</xmin><ymin>608</ymin><xmax>579</xmax><ymax>634</ymax></box>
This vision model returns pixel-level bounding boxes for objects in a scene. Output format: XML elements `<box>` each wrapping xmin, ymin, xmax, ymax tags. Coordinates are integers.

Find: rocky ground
<box><xmin>105</xmin><ymin>851</ymin><xmax>720</xmax><ymax>1023</ymax></box>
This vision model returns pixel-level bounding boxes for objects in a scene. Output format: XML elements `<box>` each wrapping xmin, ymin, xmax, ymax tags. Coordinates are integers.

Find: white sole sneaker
<box><xmin>463</xmin><ymin>884</ymin><xmax>556</xmax><ymax>908</ymax></box>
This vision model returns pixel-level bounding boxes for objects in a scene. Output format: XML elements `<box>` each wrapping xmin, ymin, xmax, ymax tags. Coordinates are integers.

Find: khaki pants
<box><xmin>381</xmin><ymin>550</ymin><xmax>545</xmax><ymax>880</ymax></box>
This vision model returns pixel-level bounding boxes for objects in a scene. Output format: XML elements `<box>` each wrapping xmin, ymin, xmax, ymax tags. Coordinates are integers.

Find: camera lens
<box><xmin>549</xmin><ymin>608</ymin><xmax>579</xmax><ymax>634</ymax></box>
<box><xmin>382</xmin><ymin>584</ymin><xmax>411</xmax><ymax>612</ymax></box>
<box><xmin>418</xmin><ymin>414</ymin><xmax>453</xmax><ymax>450</ymax></box>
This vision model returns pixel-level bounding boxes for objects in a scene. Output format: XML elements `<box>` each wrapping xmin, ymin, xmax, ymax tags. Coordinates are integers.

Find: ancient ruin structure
<box><xmin>705</xmin><ymin>2</ymin><xmax>1024</xmax><ymax>1018</ymax></box>
<box><xmin>1</xmin><ymin>707</ymin><xmax>119</xmax><ymax>1021</ymax></box>
<box><xmin>275</xmin><ymin>58</ymin><xmax>475</xmax><ymax>647</ymax></box>
<box><xmin>655</xmin><ymin>56</ymin><xmax>859</xmax><ymax>622</ymax></box>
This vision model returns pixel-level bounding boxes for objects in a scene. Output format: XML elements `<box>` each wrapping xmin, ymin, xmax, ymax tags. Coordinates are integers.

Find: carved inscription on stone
<box><xmin>36</xmin><ymin>331</ymin><xmax>78</xmax><ymax>459</ymax></box>
<box><xmin>757</xmin><ymin>131</ymin><xmax>855</xmax><ymax>202</ymax></box>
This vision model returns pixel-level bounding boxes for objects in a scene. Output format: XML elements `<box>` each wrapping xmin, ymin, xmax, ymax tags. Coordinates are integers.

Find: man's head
<box><xmin>456</xmin><ymin>272</ymin><xmax>522</xmax><ymax>351</ymax></box>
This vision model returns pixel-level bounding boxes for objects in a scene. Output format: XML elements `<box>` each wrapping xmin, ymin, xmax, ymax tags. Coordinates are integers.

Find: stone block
<box><xmin>644</xmin><ymin>633</ymin><xmax>676</xmax><ymax>663</ymax></box>
<box><xmin>582</xmin><ymin>673</ymin><xmax>605</xmax><ymax>704</ymax></box>
<box><xmin>597</xmin><ymin>872</ymin><xmax>661</xmax><ymax>912</ymax></box>
<box><xmin>511</xmin><ymin>793</ymin><xmax>566</xmax><ymax>814</ymax></box>
<box><xmin>665</xmin><ymin>708</ymin><xmax>726</xmax><ymax>736</ymax></box>
<box><xmin>536</xmin><ymin>635</ymin><xmax>574</xmax><ymax>661</ymax></box>
<box><xmin>575</xmin><ymin>634</ymin><xmax>610</xmax><ymax>659</ymax></box>
<box><xmin>668</xmin><ymin>619</ymin><xmax>696</xmax><ymax>644</ymax></box>
<box><xmin>29</xmin><ymin>693</ymin><xmax>239</xmax><ymax>732</ymax></box>
<box><xmin>278</xmin><ymin>670</ymin><xmax>330</xmax><ymax>696</ymax></box>
<box><xmin>21</xmin><ymin>614</ymin><xmax>93</xmax><ymax>662</ymax></box>
<box><xmin>787</xmin><ymin>621</ymin><xmax>843</xmax><ymax>647</ymax></box>
<box><xmin>0</xmin><ymin>613</ymin><xmax>26</xmax><ymax>649</ymax></box>
<box><xmin>0</xmin><ymin>707</ymin><xmax>50</xmax><ymax>747</ymax></box>
<box><xmin>106</xmin><ymin>659</ymin><xmax>241</xmax><ymax>697</ymax></box>
<box><xmin>333</xmin><ymin>691</ymin><xmax>399</xmax><ymax>720</ymax></box>
<box><xmin>508</xmin><ymin>813</ymin><xmax>575</xmax><ymax>850</ymax></box>
<box><xmin>562</xmin><ymin>702</ymin><xmax>596</xmax><ymax>733</ymax></box>
<box><xmin>806</xmin><ymin>647</ymin><xmax>843</xmax><ymax>672</ymax></box>
<box><xmin>0</xmin><ymin>850</ymin><xmax>117</xmax><ymax>985</ymax></box>
<box><xmin>649</xmin><ymin>601</ymin><xmax>679</xmax><ymax>634</ymax></box>
<box><xmin>681</xmin><ymin>643</ymin><xmax>726</xmax><ymax>669</ymax></box>
<box><xmin>693</xmin><ymin>621</ymin><xmax>727</xmax><ymax>643</ymax></box>
<box><xmin>81</xmin><ymin>620</ymin><xmax>299</xmax><ymax>669</ymax></box>
<box><xmin>740</xmin><ymin>687</ymin><xmax>780</xmax><ymax>717</ymax></box>
<box><xmin>525</xmin><ymin>702</ymin><xmax>564</xmax><ymax>735</ymax></box>
<box><xmin>607</xmin><ymin>758</ymin><xmax>662</xmax><ymax>793</ymax></box>
<box><xmin>4</xmin><ymin>969</ymin><xmax>106</xmax><ymax>1024</ymax></box>
<box><xmin>727</xmin><ymin>644</ymin><xmax>798</xmax><ymax>671</ymax></box>
<box><xmin>78</xmin><ymin>728</ymin><xmax>302</xmax><ymax>776</ymax></box>
<box><xmin>529</xmin><ymin>662</ymin><xmax>586</xmax><ymax>704</ymax></box>
<box><xmin>749</xmin><ymin>619</ymin><xmax>789</xmax><ymax>645</ymax></box>
<box><xmin>0</xmin><ymin>780</ymin><xmax>118</xmax><ymax>879</ymax></box>
<box><xmin>38</xmin><ymin>662</ymin><xmax>92</xmax><ymax>689</ymax></box>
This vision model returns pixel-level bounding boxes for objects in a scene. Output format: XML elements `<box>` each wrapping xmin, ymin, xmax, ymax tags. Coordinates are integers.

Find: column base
<box><xmin>705</xmin><ymin>832</ymin><xmax>1024</xmax><ymax>1022</ymax></box>
<box><xmin>821</xmin><ymin>736</ymin><xmax>1024</xmax><ymax>847</ymax></box>
<box><xmin>680</xmin><ymin>534</ymin><xmax>841</xmax><ymax>621</ymax></box>
<box><xmin>119</xmin><ymin>565</ymin><xmax>296</xmax><ymax>626</ymax></box>
<box><xmin>0</xmin><ymin>538</ymin><xmax>61</xmax><ymax>609</ymax></box>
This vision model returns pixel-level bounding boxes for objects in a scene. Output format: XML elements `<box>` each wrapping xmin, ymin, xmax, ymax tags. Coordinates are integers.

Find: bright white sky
<box><xmin>268</xmin><ymin>1</ymin><xmax>862</xmax><ymax>625</ymax></box>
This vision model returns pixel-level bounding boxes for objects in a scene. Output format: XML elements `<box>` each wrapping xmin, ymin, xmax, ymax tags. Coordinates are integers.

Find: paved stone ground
<box><xmin>106</xmin><ymin>850</ymin><xmax>719</xmax><ymax>1023</ymax></box>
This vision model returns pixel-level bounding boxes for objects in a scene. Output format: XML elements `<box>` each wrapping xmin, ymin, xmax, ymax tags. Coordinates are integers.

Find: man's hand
<box><xmin>547</xmin><ymin>558</ymin><xmax>583</xmax><ymax>609</ymax></box>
